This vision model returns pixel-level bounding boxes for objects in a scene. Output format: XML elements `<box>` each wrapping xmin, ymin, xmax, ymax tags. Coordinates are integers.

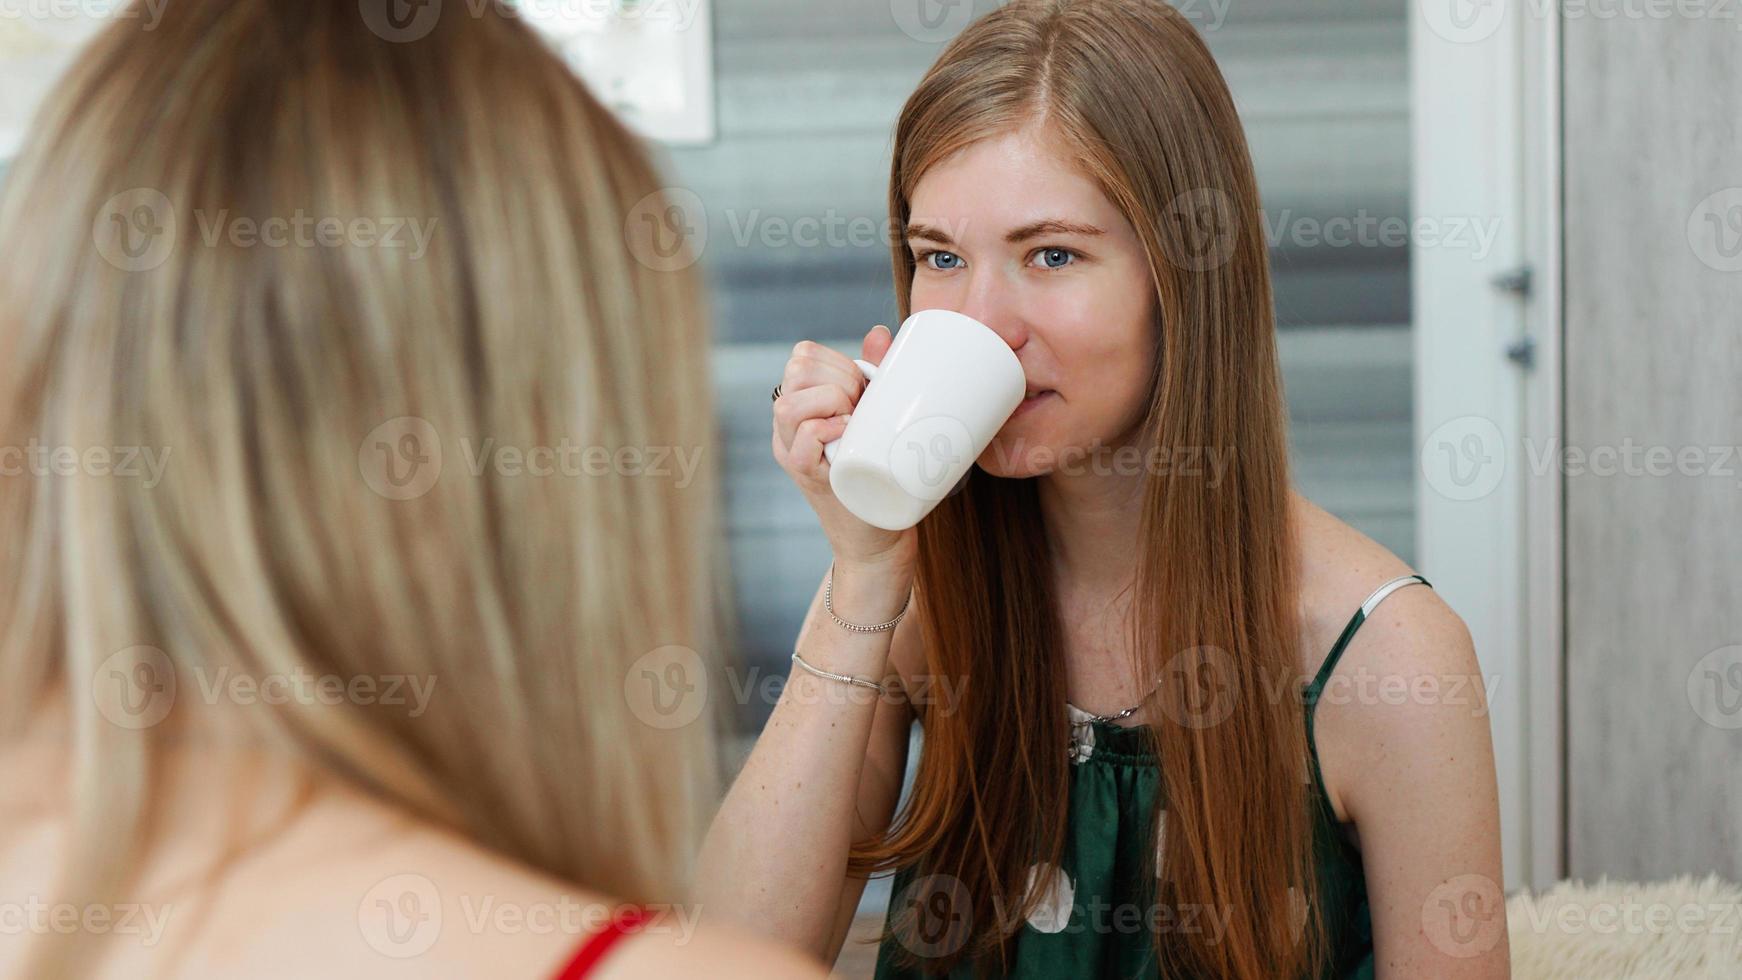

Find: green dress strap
<box><xmin>1305</xmin><ymin>573</ymin><xmax>1435</xmax><ymax>710</ymax></box>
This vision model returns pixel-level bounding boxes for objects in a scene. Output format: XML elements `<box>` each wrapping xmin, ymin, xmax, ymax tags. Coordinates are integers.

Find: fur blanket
<box><xmin>1508</xmin><ymin>873</ymin><xmax>1742</xmax><ymax>979</ymax></box>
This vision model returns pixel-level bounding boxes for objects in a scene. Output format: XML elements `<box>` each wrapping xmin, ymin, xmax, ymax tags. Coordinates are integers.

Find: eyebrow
<box><xmin>905</xmin><ymin>219</ymin><xmax>1106</xmax><ymax>247</ymax></box>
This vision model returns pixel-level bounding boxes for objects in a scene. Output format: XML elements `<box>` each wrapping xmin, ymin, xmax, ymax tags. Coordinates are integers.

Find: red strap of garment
<box><xmin>550</xmin><ymin>905</ymin><xmax>650</xmax><ymax>979</ymax></box>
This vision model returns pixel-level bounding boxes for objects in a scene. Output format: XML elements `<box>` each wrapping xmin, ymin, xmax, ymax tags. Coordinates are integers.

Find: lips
<box><xmin>1013</xmin><ymin>389</ymin><xmax>1054</xmax><ymax>417</ymax></box>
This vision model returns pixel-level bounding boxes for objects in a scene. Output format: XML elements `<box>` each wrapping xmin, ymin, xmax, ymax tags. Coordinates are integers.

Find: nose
<box><xmin>956</xmin><ymin>270</ymin><xmax>1028</xmax><ymax>353</ymax></box>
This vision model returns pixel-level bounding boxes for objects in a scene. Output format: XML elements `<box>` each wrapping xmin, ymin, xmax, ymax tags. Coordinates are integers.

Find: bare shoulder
<box><xmin>1289</xmin><ymin>493</ymin><xmax>1485</xmax><ymax>826</ymax></box>
<box><xmin>146</xmin><ymin>789</ymin><xmax>827</xmax><ymax>979</ymax></box>
<box><xmin>596</xmin><ymin>918</ymin><xmax>829</xmax><ymax>980</ymax></box>
<box><xmin>369</xmin><ymin>827</ymin><xmax>826</xmax><ymax>980</ymax></box>
<box><xmin>1289</xmin><ymin>492</ymin><xmax>1466</xmax><ymax>673</ymax></box>
<box><xmin>373</xmin><ymin>838</ymin><xmax>823</xmax><ymax>980</ymax></box>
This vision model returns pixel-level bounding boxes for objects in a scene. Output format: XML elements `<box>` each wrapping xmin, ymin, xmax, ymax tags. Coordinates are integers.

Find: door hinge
<box><xmin>1505</xmin><ymin>334</ymin><xmax>1537</xmax><ymax>371</ymax></box>
<box><xmin>1491</xmin><ymin>265</ymin><xmax>1533</xmax><ymax>298</ymax></box>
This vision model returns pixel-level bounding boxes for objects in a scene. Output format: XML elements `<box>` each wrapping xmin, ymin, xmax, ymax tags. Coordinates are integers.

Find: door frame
<box><xmin>1410</xmin><ymin>0</ymin><xmax>1565</xmax><ymax>893</ymax></box>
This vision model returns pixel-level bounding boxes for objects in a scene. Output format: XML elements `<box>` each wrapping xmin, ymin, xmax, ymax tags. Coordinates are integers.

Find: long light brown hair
<box><xmin>0</xmin><ymin>0</ymin><xmax>718</xmax><ymax>972</ymax></box>
<box><xmin>849</xmin><ymin>2</ymin><xmax>1325</xmax><ymax>976</ymax></box>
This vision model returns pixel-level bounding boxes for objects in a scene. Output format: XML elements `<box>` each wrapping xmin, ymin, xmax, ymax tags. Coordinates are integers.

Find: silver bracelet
<box><xmin>790</xmin><ymin>652</ymin><xmax>887</xmax><ymax>694</ymax></box>
<box><xmin>824</xmin><ymin>561</ymin><xmax>911</xmax><ymax>633</ymax></box>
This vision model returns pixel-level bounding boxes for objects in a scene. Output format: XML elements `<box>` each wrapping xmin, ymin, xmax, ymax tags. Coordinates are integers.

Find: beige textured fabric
<box><xmin>1508</xmin><ymin>874</ymin><xmax>1742</xmax><ymax>979</ymax></box>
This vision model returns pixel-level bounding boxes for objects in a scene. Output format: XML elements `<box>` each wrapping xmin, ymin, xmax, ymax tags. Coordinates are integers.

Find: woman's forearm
<box><xmin>695</xmin><ymin>557</ymin><xmax>914</xmax><ymax>957</ymax></box>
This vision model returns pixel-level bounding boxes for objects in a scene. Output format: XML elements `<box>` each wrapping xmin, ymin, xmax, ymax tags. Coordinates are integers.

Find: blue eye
<box><xmin>919</xmin><ymin>249</ymin><xmax>963</xmax><ymax>271</ymax></box>
<box><xmin>1034</xmin><ymin>247</ymin><xmax>1076</xmax><ymax>269</ymax></box>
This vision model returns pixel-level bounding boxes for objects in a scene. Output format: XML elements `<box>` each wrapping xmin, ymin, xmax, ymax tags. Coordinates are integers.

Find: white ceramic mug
<box><xmin>821</xmin><ymin>309</ymin><xmax>1025</xmax><ymax>530</ymax></box>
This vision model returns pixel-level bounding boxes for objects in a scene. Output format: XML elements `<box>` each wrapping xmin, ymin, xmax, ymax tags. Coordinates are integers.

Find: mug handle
<box><xmin>821</xmin><ymin>358</ymin><xmax>878</xmax><ymax>465</ymax></box>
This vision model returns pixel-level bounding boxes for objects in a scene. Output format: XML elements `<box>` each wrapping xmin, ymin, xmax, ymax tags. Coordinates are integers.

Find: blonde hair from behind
<box><xmin>0</xmin><ymin>0</ymin><xmax>719</xmax><ymax>972</ymax></box>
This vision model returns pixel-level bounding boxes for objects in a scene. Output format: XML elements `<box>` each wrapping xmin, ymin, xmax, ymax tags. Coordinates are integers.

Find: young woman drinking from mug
<box><xmin>0</xmin><ymin>2</ymin><xmax>826</xmax><ymax>978</ymax></box>
<box><xmin>698</xmin><ymin>2</ymin><xmax>1509</xmax><ymax>977</ymax></box>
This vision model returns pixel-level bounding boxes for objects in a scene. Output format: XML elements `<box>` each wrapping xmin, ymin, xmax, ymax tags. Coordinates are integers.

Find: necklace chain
<box><xmin>1073</xmin><ymin>675</ymin><xmax>1164</xmax><ymax>725</ymax></box>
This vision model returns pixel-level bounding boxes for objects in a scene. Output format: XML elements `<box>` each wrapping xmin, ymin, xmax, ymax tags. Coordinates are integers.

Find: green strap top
<box><xmin>872</xmin><ymin>574</ymin><xmax>1433</xmax><ymax>980</ymax></box>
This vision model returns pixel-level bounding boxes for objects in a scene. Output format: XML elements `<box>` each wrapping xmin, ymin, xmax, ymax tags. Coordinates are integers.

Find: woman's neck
<box><xmin>5</xmin><ymin>693</ymin><xmax>362</xmax><ymax>897</ymax></box>
<box><xmin>1036</xmin><ymin>459</ymin><xmax>1145</xmax><ymax>597</ymax></box>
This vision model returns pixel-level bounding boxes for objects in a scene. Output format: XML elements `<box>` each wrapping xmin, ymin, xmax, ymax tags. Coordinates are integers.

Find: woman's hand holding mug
<box><xmin>772</xmin><ymin>324</ymin><xmax>918</xmax><ymax>570</ymax></box>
